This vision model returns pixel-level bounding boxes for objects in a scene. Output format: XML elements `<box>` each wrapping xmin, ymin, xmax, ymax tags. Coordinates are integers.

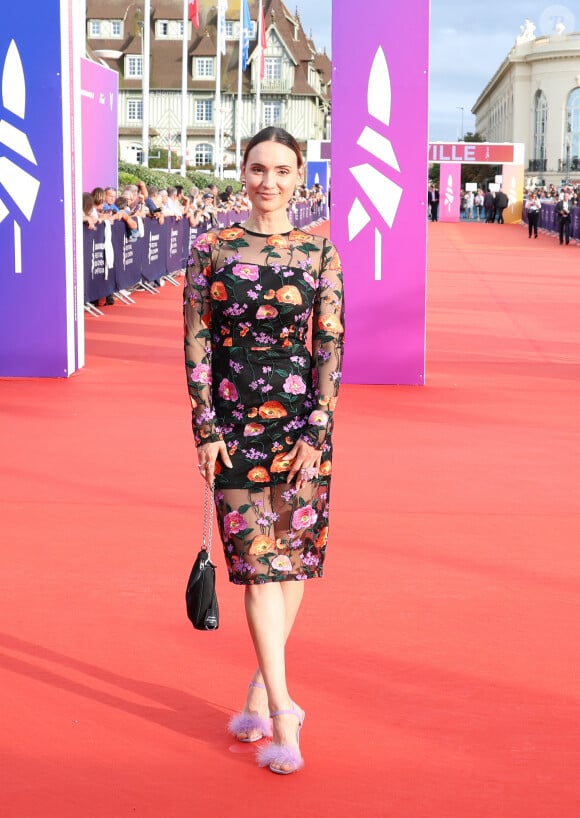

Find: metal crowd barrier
<box><xmin>84</xmin><ymin>202</ymin><xmax>328</xmax><ymax>313</ymax></box>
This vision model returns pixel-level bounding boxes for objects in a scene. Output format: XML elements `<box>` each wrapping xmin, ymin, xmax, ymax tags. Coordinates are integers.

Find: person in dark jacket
<box><xmin>494</xmin><ymin>188</ymin><xmax>509</xmax><ymax>223</ymax></box>
<box><xmin>483</xmin><ymin>190</ymin><xmax>495</xmax><ymax>223</ymax></box>
<box><xmin>556</xmin><ymin>192</ymin><xmax>572</xmax><ymax>245</ymax></box>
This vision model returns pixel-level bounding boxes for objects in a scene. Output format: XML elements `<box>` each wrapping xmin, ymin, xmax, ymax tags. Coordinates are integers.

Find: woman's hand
<box><xmin>286</xmin><ymin>439</ymin><xmax>321</xmax><ymax>490</ymax></box>
<box><xmin>197</xmin><ymin>440</ymin><xmax>233</xmax><ymax>485</ymax></box>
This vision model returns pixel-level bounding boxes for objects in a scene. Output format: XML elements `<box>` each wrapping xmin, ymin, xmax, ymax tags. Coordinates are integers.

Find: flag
<box><xmin>218</xmin><ymin>0</ymin><xmax>228</xmax><ymax>56</ymax></box>
<box><xmin>188</xmin><ymin>0</ymin><xmax>199</xmax><ymax>29</ymax></box>
<box><xmin>241</xmin><ymin>0</ymin><xmax>251</xmax><ymax>71</ymax></box>
<box><xmin>259</xmin><ymin>1</ymin><xmax>266</xmax><ymax>79</ymax></box>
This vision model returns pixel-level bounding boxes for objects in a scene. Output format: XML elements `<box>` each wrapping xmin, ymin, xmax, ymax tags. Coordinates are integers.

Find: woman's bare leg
<box><xmin>245</xmin><ymin>581</ymin><xmax>305</xmax><ymax>771</ymax></box>
<box><xmin>238</xmin><ymin>580</ymin><xmax>304</xmax><ymax>740</ymax></box>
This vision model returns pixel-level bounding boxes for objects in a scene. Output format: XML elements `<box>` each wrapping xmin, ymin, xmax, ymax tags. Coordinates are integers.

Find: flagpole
<box><xmin>255</xmin><ymin>0</ymin><xmax>262</xmax><ymax>133</ymax></box>
<box><xmin>141</xmin><ymin>0</ymin><xmax>151</xmax><ymax>167</ymax></box>
<box><xmin>214</xmin><ymin>3</ymin><xmax>223</xmax><ymax>178</ymax></box>
<box><xmin>235</xmin><ymin>0</ymin><xmax>244</xmax><ymax>176</ymax></box>
<box><xmin>180</xmin><ymin>0</ymin><xmax>188</xmax><ymax>176</ymax></box>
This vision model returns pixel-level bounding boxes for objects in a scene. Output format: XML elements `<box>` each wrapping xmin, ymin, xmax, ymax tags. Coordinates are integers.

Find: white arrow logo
<box><xmin>347</xmin><ymin>47</ymin><xmax>403</xmax><ymax>281</ymax></box>
<box><xmin>0</xmin><ymin>40</ymin><xmax>40</xmax><ymax>273</ymax></box>
<box><xmin>444</xmin><ymin>174</ymin><xmax>454</xmax><ymax>210</ymax></box>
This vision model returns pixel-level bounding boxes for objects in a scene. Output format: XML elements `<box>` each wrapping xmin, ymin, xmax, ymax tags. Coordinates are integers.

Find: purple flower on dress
<box><xmin>190</xmin><ymin>363</ymin><xmax>212</xmax><ymax>384</ymax></box>
<box><xmin>303</xmin><ymin>272</ymin><xmax>317</xmax><ymax>289</ymax></box>
<box><xmin>283</xmin><ymin>374</ymin><xmax>307</xmax><ymax>395</ymax></box>
<box><xmin>232</xmin><ymin>263</ymin><xmax>259</xmax><ymax>281</ymax></box>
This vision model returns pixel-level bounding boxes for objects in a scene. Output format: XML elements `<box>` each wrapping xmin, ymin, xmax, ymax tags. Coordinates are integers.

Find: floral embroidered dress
<box><xmin>184</xmin><ymin>225</ymin><xmax>344</xmax><ymax>585</ymax></box>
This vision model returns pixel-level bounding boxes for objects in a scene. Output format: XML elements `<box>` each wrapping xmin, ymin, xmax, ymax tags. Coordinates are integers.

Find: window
<box><xmin>196</xmin><ymin>58</ymin><xmax>214</xmax><ymax>79</ymax></box>
<box><xmin>88</xmin><ymin>20</ymin><xmax>101</xmax><ymax>37</ymax></box>
<box><xmin>195</xmin><ymin>143</ymin><xmax>213</xmax><ymax>166</ymax></box>
<box><xmin>265</xmin><ymin>57</ymin><xmax>282</xmax><ymax>81</ymax></box>
<box><xmin>195</xmin><ymin>99</ymin><xmax>213</xmax><ymax>123</ymax></box>
<box><xmin>263</xmin><ymin>100</ymin><xmax>282</xmax><ymax>127</ymax></box>
<box><xmin>564</xmin><ymin>87</ymin><xmax>580</xmax><ymax>171</ymax></box>
<box><xmin>127</xmin><ymin>98</ymin><xmax>143</xmax><ymax>122</ymax></box>
<box><xmin>158</xmin><ymin>21</ymin><xmax>169</xmax><ymax>36</ymax></box>
<box><xmin>225</xmin><ymin>21</ymin><xmax>234</xmax><ymax>38</ymax></box>
<box><xmin>111</xmin><ymin>20</ymin><xmax>122</xmax><ymax>37</ymax></box>
<box><xmin>178</xmin><ymin>20</ymin><xmax>184</xmax><ymax>37</ymax></box>
<box><xmin>126</xmin><ymin>56</ymin><xmax>143</xmax><ymax>78</ymax></box>
<box><xmin>533</xmin><ymin>91</ymin><xmax>547</xmax><ymax>164</ymax></box>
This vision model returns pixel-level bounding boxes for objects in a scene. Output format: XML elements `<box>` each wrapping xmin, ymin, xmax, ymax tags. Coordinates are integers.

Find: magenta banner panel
<box><xmin>331</xmin><ymin>0</ymin><xmax>430</xmax><ymax>385</ymax></box>
<box><xmin>0</xmin><ymin>0</ymin><xmax>82</xmax><ymax>377</ymax></box>
<box><xmin>438</xmin><ymin>163</ymin><xmax>461</xmax><ymax>223</ymax></box>
<box><xmin>81</xmin><ymin>59</ymin><xmax>118</xmax><ymax>193</ymax></box>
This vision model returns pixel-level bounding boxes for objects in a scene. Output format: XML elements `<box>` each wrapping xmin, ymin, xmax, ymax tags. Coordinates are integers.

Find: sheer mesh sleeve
<box><xmin>183</xmin><ymin>234</ymin><xmax>223</xmax><ymax>447</ymax></box>
<box><xmin>300</xmin><ymin>240</ymin><xmax>345</xmax><ymax>450</ymax></box>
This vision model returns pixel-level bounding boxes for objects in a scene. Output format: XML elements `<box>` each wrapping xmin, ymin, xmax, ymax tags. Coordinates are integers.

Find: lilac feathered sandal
<box><xmin>256</xmin><ymin>704</ymin><xmax>305</xmax><ymax>775</ymax></box>
<box><xmin>228</xmin><ymin>681</ymin><xmax>272</xmax><ymax>743</ymax></box>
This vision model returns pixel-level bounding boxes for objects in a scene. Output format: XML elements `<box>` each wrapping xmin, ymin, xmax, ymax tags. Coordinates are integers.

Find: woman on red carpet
<box><xmin>183</xmin><ymin>127</ymin><xmax>344</xmax><ymax>775</ymax></box>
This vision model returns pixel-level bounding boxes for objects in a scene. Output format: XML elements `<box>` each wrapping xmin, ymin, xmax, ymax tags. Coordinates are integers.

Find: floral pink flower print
<box><xmin>291</xmin><ymin>504</ymin><xmax>317</xmax><ymax>530</ymax></box>
<box><xmin>218</xmin><ymin>378</ymin><xmax>239</xmax><ymax>401</ymax></box>
<box><xmin>307</xmin><ymin>410</ymin><xmax>329</xmax><ymax>427</ymax></box>
<box><xmin>270</xmin><ymin>555</ymin><xmax>293</xmax><ymax>572</ymax></box>
<box><xmin>256</xmin><ymin>304</ymin><xmax>279</xmax><ymax>319</ymax></box>
<box><xmin>283</xmin><ymin>374</ymin><xmax>307</xmax><ymax>395</ymax></box>
<box><xmin>224</xmin><ymin>510</ymin><xmax>247</xmax><ymax>535</ymax></box>
<box><xmin>190</xmin><ymin>363</ymin><xmax>212</xmax><ymax>384</ymax></box>
<box><xmin>244</xmin><ymin>422</ymin><xmax>265</xmax><ymax>437</ymax></box>
<box><xmin>303</xmin><ymin>271</ymin><xmax>317</xmax><ymax>289</ymax></box>
<box><xmin>232</xmin><ymin>263</ymin><xmax>259</xmax><ymax>281</ymax></box>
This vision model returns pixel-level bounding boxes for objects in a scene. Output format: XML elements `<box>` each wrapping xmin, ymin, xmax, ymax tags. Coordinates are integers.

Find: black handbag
<box><xmin>185</xmin><ymin>483</ymin><xmax>219</xmax><ymax>630</ymax></box>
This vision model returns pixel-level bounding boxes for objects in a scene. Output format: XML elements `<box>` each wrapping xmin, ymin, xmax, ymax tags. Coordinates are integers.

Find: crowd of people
<box><xmin>428</xmin><ymin>180</ymin><xmax>579</xmax><ymax>243</ymax></box>
<box><xmin>82</xmin><ymin>180</ymin><xmax>327</xmax><ymax>233</ymax></box>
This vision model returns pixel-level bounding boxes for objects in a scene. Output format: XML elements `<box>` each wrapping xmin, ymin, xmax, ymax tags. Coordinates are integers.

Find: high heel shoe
<box><xmin>256</xmin><ymin>703</ymin><xmax>305</xmax><ymax>775</ymax></box>
<box><xmin>228</xmin><ymin>681</ymin><xmax>272</xmax><ymax>743</ymax></box>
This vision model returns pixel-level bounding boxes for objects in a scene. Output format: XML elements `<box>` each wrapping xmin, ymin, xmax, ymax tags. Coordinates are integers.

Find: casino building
<box><xmin>472</xmin><ymin>19</ymin><xmax>580</xmax><ymax>187</ymax></box>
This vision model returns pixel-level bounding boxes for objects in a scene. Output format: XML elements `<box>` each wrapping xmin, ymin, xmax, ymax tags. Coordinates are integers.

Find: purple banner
<box><xmin>81</xmin><ymin>59</ymin><xmax>119</xmax><ymax>193</ymax></box>
<box><xmin>0</xmin><ymin>0</ymin><xmax>82</xmax><ymax>377</ymax></box>
<box><xmin>111</xmin><ymin>220</ymin><xmax>143</xmax><ymax>291</ymax></box>
<box><xmin>331</xmin><ymin>0</ymin><xmax>429</xmax><ymax>384</ymax></box>
<box><xmin>439</xmin><ymin>163</ymin><xmax>461</xmax><ymax>223</ymax></box>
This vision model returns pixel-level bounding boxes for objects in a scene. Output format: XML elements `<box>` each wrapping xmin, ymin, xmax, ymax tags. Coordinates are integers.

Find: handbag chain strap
<box><xmin>202</xmin><ymin>481</ymin><xmax>215</xmax><ymax>557</ymax></box>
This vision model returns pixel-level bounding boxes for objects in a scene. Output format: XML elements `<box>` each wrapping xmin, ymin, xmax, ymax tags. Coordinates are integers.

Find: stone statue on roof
<box><xmin>517</xmin><ymin>19</ymin><xmax>536</xmax><ymax>43</ymax></box>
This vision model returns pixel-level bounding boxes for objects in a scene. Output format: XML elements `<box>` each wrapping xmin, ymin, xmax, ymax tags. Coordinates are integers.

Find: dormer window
<box><xmin>126</xmin><ymin>55</ymin><xmax>143</xmax><ymax>78</ymax></box>
<box><xmin>195</xmin><ymin>57</ymin><xmax>215</xmax><ymax>79</ymax></box>
<box><xmin>156</xmin><ymin>19</ymin><xmax>186</xmax><ymax>39</ymax></box>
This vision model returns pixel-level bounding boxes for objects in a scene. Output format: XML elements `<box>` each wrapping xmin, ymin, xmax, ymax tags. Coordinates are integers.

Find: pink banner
<box><xmin>429</xmin><ymin>143</ymin><xmax>515</xmax><ymax>164</ymax></box>
<box><xmin>331</xmin><ymin>0</ymin><xmax>429</xmax><ymax>385</ymax></box>
<box><xmin>438</xmin><ymin>163</ymin><xmax>461</xmax><ymax>223</ymax></box>
<box><xmin>81</xmin><ymin>59</ymin><xmax>118</xmax><ymax>192</ymax></box>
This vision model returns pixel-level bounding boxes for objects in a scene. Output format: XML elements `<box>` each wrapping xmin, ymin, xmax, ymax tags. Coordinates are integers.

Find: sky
<box><xmin>295</xmin><ymin>1</ymin><xmax>577</xmax><ymax>141</ymax></box>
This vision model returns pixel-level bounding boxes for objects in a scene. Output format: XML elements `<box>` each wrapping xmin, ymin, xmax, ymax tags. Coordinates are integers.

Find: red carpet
<box><xmin>1</xmin><ymin>221</ymin><xmax>579</xmax><ymax>817</ymax></box>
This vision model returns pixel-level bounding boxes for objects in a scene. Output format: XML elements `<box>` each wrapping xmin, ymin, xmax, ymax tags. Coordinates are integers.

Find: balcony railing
<box><xmin>558</xmin><ymin>157</ymin><xmax>580</xmax><ymax>172</ymax></box>
<box><xmin>528</xmin><ymin>158</ymin><xmax>547</xmax><ymax>172</ymax></box>
<box><xmin>255</xmin><ymin>78</ymin><xmax>292</xmax><ymax>94</ymax></box>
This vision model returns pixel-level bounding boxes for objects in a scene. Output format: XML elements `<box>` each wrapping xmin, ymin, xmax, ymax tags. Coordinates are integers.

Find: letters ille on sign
<box><xmin>428</xmin><ymin>143</ymin><xmax>515</xmax><ymax>164</ymax></box>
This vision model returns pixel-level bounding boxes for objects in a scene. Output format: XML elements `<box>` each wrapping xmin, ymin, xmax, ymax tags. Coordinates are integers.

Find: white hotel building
<box><xmin>472</xmin><ymin>20</ymin><xmax>580</xmax><ymax>187</ymax></box>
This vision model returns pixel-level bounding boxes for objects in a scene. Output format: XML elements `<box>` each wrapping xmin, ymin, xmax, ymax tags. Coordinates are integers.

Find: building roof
<box><xmin>86</xmin><ymin>0</ymin><xmax>330</xmax><ymax>98</ymax></box>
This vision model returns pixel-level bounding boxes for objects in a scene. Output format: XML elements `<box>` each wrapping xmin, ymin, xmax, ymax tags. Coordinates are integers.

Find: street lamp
<box><xmin>456</xmin><ymin>106</ymin><xmax>464</xmax><ymax>141</ymax></box>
